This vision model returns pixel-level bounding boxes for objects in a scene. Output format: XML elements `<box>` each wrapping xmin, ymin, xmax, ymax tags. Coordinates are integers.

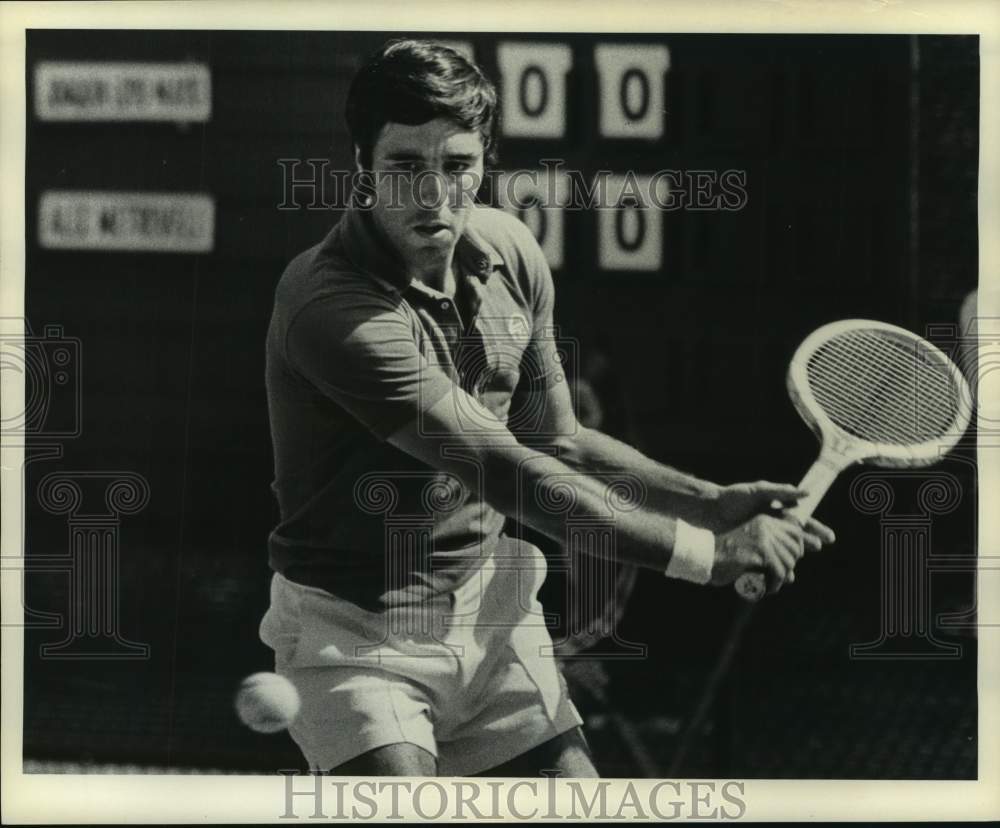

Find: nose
<box><xmin>414</xmin><ymin>170</ymin><xmax>448</xmax><ymax>211</ymax></box>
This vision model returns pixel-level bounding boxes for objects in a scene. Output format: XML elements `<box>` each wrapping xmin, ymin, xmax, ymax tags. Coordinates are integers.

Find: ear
<box><xmin>353</xmin><ymin>144</ymin><xmax>363</xmax><ymax>174</ymax></box>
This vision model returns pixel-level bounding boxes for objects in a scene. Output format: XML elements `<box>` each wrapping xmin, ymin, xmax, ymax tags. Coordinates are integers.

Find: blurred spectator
<box><xmin>532</xmin><ymin>342</ymin><xmax>640</xmax><ymax>713</ymax></box>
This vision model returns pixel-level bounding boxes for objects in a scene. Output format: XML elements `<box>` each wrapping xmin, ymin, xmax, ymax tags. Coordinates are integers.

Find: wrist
<box><xmin>701</xmin><ymin>481</ymin><xmax>724</xmax><ymax>500</ymax></box>
<box><xmin>688</xmin><ymin>481</ymin><xmax>723</xmax><ymax>527</ymax></box>
<box><xmin>665</xmin><ymin>518</ymin><xmax>716</xmax><ymax>585</ymax></box>
<box><xmin>694</xmin><ymin>482</ymin><xmax>726</xmax><ymax>531</ymax></box>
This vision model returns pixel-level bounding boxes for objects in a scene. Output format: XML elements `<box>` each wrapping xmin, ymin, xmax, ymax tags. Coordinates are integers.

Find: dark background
<box><xmin>22</xmin><ymin>31</ymin><xmax>979</xmax><ymax>777</ymax></box>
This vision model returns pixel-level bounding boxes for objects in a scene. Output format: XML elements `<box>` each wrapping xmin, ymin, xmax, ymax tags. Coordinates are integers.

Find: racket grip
<box><xmin>734</xmin><ymin>571</ymin><xmax>768</xmax><ymax>602</ymax></box>
<box><xmin>733</xmin><ymin>455</ymin><xmax>843</xmax><ymax>602</ymax></box>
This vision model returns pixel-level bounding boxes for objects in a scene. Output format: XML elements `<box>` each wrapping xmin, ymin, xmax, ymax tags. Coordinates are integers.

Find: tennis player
<box><xmin>261</xmin><ymin>39</ymin><xmax>835</xmax><ymax>778</ymax></box>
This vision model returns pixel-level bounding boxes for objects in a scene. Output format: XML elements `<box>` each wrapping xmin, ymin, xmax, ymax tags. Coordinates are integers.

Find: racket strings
<box><xmin>806</xmin><ymin>329</ymin><xmax>960</xmax><ymax>445</ymax></box>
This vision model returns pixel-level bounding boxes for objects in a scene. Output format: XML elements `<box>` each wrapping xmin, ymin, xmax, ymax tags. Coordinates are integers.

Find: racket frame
<box><xmin>734</xmin><ymin>319</ymin><xmax>972</xmax><ymax>602</ymax></box>
<box><xmin>787</xmin><ymin>318</ymin><xmax>972</xmax><ymax>469</ymax></box>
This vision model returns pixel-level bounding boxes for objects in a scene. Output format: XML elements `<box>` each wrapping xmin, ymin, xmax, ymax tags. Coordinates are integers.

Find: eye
<box><xmin>392</xmin><ymin>161</ymin><xmax>421</xmax><ymax>173</ymax></box>
<box><xmin>445</xmin><ymin>161</ymin><xmax>473</xmax><ymax>174</ymax></box>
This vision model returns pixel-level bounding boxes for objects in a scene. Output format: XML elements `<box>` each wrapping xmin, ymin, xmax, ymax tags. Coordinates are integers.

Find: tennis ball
<box><xmin>234</xmin><ymin>672</ymin><xmax>301</xmax><ymax>734</ymax></box>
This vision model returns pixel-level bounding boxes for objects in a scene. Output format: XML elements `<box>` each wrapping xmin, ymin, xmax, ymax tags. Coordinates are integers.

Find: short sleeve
<box><xmin>514</xmin><ymin>221</ymin><xmax>561</xmax><ymax>386</ymax></box>
<box><xmin>284</xmin><ymin>287</ymin><xmax>457</xmax><ymax>441</ymax></box>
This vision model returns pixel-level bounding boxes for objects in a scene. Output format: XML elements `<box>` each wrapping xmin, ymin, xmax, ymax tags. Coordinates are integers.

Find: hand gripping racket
<box><xmin>734</xmin><ymin>319</ymin><xmax>972</xmax><ymax>602</ymax></box>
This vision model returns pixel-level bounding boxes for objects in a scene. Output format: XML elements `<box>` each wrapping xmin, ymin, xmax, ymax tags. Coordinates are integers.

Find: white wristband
<box><xmin>665</xmin><ymin>519</ymin><xmax>715</xmax><ymax>585</ymax></box>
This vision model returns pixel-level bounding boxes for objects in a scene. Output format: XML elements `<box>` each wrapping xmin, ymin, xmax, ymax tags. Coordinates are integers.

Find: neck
<box><xmin>409</xmin><ymin>249</ymin><xmax>457</xmax><ymax>297</ymax></box>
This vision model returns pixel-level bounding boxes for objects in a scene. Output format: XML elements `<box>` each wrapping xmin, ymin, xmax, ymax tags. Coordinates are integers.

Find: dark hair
<box><xmin>345</xmin><ymin>39</ymin><xmax>499</xmax><ymax>170</ymax></box>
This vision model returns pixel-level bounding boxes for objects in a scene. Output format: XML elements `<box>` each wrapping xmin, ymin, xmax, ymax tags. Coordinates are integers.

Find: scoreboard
<box><xmin>24</xmin><ymin>31</ymin><xmax>915</xmax><ymax>547</ymax></box>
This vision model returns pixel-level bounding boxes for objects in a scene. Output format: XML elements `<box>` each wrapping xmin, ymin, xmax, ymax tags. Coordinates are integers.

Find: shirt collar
<box><xmin>338</xmin><ymin>205</ymin><xmax>504</xmax><ymax>294</ymax></box>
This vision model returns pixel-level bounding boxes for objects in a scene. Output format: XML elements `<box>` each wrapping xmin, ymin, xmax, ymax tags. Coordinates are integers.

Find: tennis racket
<box><xmin>734</xmin><ymin>319</ymin><xmax>972</xmax><ymax>602</ymax></box>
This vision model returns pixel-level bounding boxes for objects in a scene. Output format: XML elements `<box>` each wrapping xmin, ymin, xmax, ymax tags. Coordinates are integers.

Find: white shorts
<box><xmin>258</xmin><ymin>541</ymin><xmax>583</xmax><ymax>776</ymax></box>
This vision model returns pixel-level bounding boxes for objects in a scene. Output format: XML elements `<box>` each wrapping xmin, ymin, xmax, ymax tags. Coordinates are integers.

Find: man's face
<box><xmin>363</xmin><ymin>117</ymin><xmax>485</xmax><ymax>269</ymax></box>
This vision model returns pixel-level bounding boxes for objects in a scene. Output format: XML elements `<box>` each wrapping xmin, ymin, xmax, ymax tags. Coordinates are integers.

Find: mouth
<box><xmin>413</xmin><ymin>222</ymin><xmax>451</xmax><ymax>238</ymax></box>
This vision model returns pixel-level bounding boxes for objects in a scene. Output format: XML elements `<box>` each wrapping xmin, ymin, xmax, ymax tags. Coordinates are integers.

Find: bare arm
<box><xmin>505</xmin><ymin>362</ymin><xmax>832</xmax><ymax>591</ymax></box>
<box><xmin>516</xmin><ymin>363</ymin><xmax>833</xmax><ymax>540</ymax></box>
<box><xmin>512</xmin><ymin>365</ymin><xmax>724</xmax><ymax>528</ymax></box>
<box><xmin>553</xmin><ymin>425</ymin><xmax>722</xmax><ymax>527</ymax></box>
<box><xmin>388</xmin><ymin>390</ymin><xmax>683</xmax><ymax>572</ymax></box>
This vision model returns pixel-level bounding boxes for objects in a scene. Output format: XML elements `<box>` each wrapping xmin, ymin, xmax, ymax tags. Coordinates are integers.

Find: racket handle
<box><xmin>733</xmin><ymin>454</ymin><xmax>844</xmax><ymax>602</ymax></box>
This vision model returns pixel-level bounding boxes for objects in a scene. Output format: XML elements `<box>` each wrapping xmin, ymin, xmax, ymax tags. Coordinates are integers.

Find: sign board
<box><xmin>35</xmin><ymin>62</ymin><xmax>211</xmax><ymax>122</ymax></box>
<box><xmin>594</xmin><ymin>44</ymin><xmax>670</xmax><ymax>139</ymax></box>
<box><xmin>497</xmin><ymin>42</ymin><xmax>573</xmax><ymax>138</ymax></box>
<box><xmin>495</xmin><ymin>169</ymin><xmax>570</xmax><ymax>270</ymax></box>
<box><xmin>38</xmin><ymin>192</ymin><xmax>215</xmax><ymax>253</ymax></box>
<box><xmin>597</xmin><ymin>175</ymin><xmax>669</xmax><ymax>271</ymax></box>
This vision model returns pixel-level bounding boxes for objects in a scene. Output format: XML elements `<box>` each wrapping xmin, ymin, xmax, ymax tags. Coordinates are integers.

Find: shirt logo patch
<box><xmin>507</xmin><ymin>314</ymin><xmax>530</xmax><ymax>339</ymax></box>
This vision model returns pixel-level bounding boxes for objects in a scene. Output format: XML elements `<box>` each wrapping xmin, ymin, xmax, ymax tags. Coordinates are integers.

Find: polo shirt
<box><xmin>265</xmin><ymin>203</ymin><xmax>560</xmax><ymax>610</ymax></box>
